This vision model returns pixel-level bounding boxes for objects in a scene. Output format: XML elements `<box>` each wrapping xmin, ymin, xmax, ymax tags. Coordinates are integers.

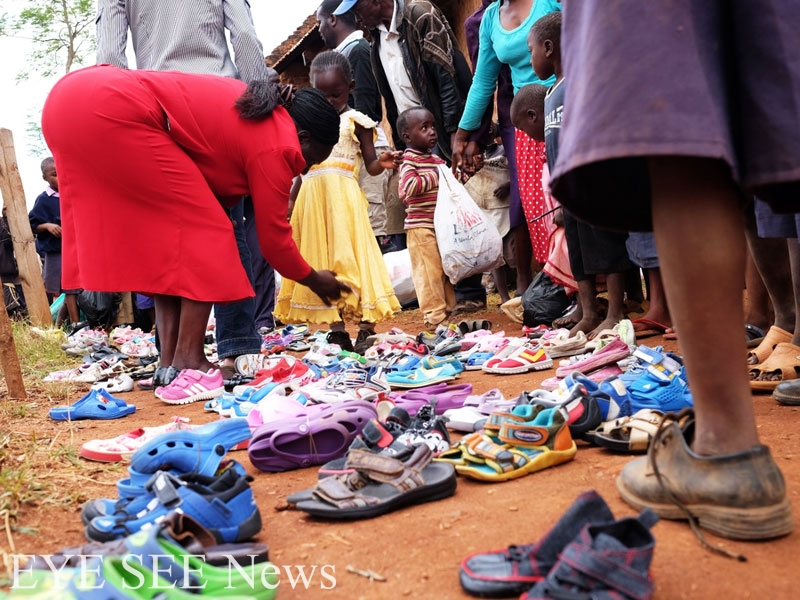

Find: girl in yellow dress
<box><xmin>274</xmin><ymin>51</ymin><xmax>401</xmax><ymax>353</ymax></box>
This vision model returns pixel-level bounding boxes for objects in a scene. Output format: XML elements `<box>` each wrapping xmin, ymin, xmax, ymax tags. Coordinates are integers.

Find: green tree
<box><xmin>9</xmin><ymin>0</ymin><xmax>95</xmax><ymax>80</ymax></box>
<box><xmin>0</xmin><ymin>0</ymin><xmax>95</xmax><ymax>158</ymax></box>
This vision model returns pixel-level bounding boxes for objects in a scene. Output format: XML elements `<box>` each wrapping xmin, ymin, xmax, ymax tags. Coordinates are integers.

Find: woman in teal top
<box><xmin>457</xmin><ymin>0</ymin><xmax>560</xmax><ymax>132</ymax></box>
<box><xmin>453</xmin><ymin>0</ymin><xmax>561</xmax><ymax>292</ymax></box>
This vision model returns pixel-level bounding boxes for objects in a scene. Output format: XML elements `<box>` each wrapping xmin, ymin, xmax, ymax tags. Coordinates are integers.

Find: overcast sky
<box><xmin>0</xmin><ymin>0</ymin><xmax>321</xmax><ymax>208</ymax></box>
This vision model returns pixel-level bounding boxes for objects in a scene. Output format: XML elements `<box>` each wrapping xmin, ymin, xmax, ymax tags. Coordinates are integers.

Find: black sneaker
<box><xmin>354</xmin><ymin>328</ymin><xmax>376</xmax><ymax>355</ymax></box>
<box><xmin>326</xmin><ymin>330</ymin><xmax>354</xmax><ymax>352</ymax></box>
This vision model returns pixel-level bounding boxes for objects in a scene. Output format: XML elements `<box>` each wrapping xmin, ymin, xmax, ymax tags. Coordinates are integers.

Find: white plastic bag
<box><xmin>434</xmin><ymin>164</ymin><xmax>504</xmax><ymax>284</ymax></box>
<box><xmin>382</xmin><ymin>248</ymin><xmax>416</xmax><ymax>304</ymax></box>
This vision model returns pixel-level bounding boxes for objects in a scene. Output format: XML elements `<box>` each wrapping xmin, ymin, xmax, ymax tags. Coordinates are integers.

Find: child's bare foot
<box><xmin>587</xmin><ymin>316</ymin><xmax>623</xmax><ymax>340</ymax></box>
<box><xmin>569</xmin><ymin>315</ymin><xmax>602</xmax><ymax>337</ymax></box>
<box><xmin>553</xmin><ymin>302</ymin><xmax>582</xmax><ymax>329</ymax></box>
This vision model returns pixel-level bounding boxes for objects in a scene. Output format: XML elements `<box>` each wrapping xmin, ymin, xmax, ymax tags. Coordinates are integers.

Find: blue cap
<box><xmin>332</xmin><ymin>0</ymin><xmax>358</xmax><ymax>16</ymax></box>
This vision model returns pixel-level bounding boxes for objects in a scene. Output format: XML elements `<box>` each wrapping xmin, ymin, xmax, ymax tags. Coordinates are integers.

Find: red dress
<box><xmin>41</xmin><ymin>65</ymin><xmax>311</xmax><ymax>302</ymax></box>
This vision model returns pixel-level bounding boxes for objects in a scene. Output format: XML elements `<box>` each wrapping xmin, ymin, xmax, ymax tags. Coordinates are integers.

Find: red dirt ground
<box><xmin>2</xmin><ymin>304</ymin><xmax>799</xmax><ymax>599</ymax></box>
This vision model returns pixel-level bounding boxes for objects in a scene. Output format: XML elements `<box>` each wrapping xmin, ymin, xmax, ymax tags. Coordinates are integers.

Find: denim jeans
<box><xmin>215</xmin><ymin>200</ymin><xmax>262</xmax><ymax>359</ymax></box>
<box><xmin>243</xmin><ymin>197</ymin><xmax>276</xmax><ymax>330</ymax></box>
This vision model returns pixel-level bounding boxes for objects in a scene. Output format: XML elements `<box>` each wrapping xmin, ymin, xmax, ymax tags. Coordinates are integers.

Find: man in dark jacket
<box><xmin>334</xmin><ymin>0</ymin><xmax>472</xmax><ymax>161</ymax></box>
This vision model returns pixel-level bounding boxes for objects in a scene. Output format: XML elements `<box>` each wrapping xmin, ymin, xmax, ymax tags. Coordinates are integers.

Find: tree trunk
<box><xmin>0</xmin><ymin>129</ymin><xmax>53</xmax><ymax>327</ymax></box>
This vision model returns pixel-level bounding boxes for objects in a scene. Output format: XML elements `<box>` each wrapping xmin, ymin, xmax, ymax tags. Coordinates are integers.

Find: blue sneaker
<box><xmin>627</xmin><ymin>366</ymin><xmax>694</xmax><ymax>413</ymax></box>
<box><xmin>86</xmin><ymin>462</ymin><xmax>260</xmax><ymax>543</ymax></box>
<box><xmin>81</xmin><ymin>461</ymin><xmax>248</xmax><ymax>525</ymax></box>
<box><xmin>618</xmin><ymin>345</ymin><xmax>683</xmax><ymax>387</ymax></box>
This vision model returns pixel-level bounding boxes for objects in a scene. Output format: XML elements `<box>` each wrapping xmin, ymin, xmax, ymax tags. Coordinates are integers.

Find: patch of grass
<box><xmin>5</xmin><ymin>321</ymin><xmax>80</xmax><ymax>381</ymax></box>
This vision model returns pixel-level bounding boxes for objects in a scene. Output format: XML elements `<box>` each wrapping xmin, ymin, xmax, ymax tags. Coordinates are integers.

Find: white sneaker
<box><xmin>91</xmin><ymin>374</ymin><xmax>135</xmax><ymax>393</ymax></box>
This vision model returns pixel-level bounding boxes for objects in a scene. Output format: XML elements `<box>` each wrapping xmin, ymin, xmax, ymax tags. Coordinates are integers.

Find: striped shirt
<box><xmin>398</xmin><ymin>149</ymin><xmax>446</xmax><ymax>229</ymax></box>
<box><xmin>96</xmin><ymin>0</ymin><xmax>270</xmax><ymax>82</ymax></box>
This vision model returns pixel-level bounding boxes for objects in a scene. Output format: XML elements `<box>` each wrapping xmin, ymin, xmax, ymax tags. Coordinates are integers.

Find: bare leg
<box><xmin>588</xmin><ymin>271</ymin><xmax>627</xmax><ymax>338</ymax></box>
<box><xmin>569</xmin><ymin>278</ymin><xmax>602</xmax><ymax>337</ymax></box>
<box><xmin>744</xmin><ymin>247</ymin><xmax>772</xmax><ymax>331</ymax></box>
<box><xmin>513</xmin><ymin>225</ymin><xmax>533</xmax><ymax>295</ymax></box>
<box><xmin>64</xmin><ymin>293</ymin><xmax>80</xmax><ymax>325</ymax></box>
<box><xmin>171</xmin><ymin>297</ymin><xmax>215</xmax><ymax>372</ymax></box>
<box><xmin>650</xmin><ymin>157</ymin><xmax>758</xmax><ymax>455</ymax></box>
<box><xmin>745</xmin><ymin>231</ymin><xmax>793</xmax><ymax>332</ymax></box>
<box><xmin>154</xmin><ymin>294</ymin><xmax>180</xmax><ymax>367</ymax></box>
<box><xmin>633</xmin><ymin>267</ymin><xmax>672</xmax><ymax>328</ymax></box>
<box><xmin>788</xmin><ymin>241</ymin><xmax>800</xmax><ymax>345</ymax></box>
<box><xmin>492</xmin><ymin>266</ymin><xmax>511</xmax><ymax>304</ymax></box>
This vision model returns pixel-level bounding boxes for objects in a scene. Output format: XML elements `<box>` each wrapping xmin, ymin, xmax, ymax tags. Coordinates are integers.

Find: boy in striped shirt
<box><xmin>398</xmin><ymin>107</ymin><xmax>467</xmax><ymax>331</ymax></box>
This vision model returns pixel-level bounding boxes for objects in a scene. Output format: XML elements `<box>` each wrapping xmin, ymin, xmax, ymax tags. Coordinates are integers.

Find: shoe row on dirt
<box><xmin>10</xmin><ymin>420</ymin><xmax>274</xmax><ymax>599</ymax></box>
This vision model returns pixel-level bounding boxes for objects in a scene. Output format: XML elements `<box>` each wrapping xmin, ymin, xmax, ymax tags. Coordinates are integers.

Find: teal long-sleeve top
<box><xmin>459</xmin><ymin>0</ymin><xmax>561</xmax><ymax>131</ymax></box>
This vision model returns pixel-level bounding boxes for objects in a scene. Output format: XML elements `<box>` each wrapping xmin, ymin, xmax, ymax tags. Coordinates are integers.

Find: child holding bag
<box><xmin>397</xmin><ymin>107</ymin><xmax>469</xmax><ymax>332</ymax></box>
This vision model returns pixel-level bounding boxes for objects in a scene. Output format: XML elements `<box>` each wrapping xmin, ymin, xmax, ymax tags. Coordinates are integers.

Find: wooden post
<box><xmin>0</xmin><ymin>128</ymin><xmax>52</xmax><ymax>327</ymax></box>
<box><xmin>0</xmin><ymin>273</ymin><xmax>27</xmax><ymax>399</ymax></box>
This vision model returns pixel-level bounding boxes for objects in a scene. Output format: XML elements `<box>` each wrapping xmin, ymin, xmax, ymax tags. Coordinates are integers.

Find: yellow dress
<box><xmin>274</xmin><ymin>109</ymin><xmax>401</xmax><ymax>325</ymax></box>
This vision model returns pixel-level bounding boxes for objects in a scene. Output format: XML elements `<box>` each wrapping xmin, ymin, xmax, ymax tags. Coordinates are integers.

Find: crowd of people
<box><xmin>3</xmin><ymin>0</ymin><xmax>799</xmax><ymax>582</ymax></box>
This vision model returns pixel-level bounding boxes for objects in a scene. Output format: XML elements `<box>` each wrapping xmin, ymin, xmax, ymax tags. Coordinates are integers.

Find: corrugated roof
<box><xmin>265</xmin><ymin>13</ymin><xmax>321</xmax><ymax>71</ymax></box>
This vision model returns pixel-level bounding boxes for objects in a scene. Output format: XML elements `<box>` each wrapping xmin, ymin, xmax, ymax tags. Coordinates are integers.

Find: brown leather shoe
<box><xmin>616</xmin><ymin>411</ymin><xmax>792</xmax><ymax>540</ymax></box>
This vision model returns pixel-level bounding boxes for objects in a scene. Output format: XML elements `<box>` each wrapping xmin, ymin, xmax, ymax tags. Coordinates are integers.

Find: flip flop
<box><xmin>631</xmin><ymin>318</ymin><xmax>671</xmax><ymax>339</ymax></box>
<box><xmin>49</xmin><ymin>389</ymin><xmax>136</xmax><ymax>421</ymax></box>
<box><xmin>129</xmin><ymin>418</ymin><xmax>252</xmax><ymax>475</ymax></box>
<box><xmin>294</xmin><ymin>444</ymin><xmax>456</xmax><ymax>520</ymax></box>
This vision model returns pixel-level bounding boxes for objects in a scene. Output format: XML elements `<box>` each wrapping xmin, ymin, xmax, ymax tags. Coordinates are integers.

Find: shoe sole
<box><xmin>455</xmin><ymin>443</ymin><xmax>577</xmax><ymax>482</ymax></box>
<box><xmin>157</xmin><ymin>386</ymin><xmax>224</xmax><ymax>405</ymax></box>
<box><xmin>616</xmin><ymin>477</ymin><xmax>793</xmax><ymax>540</ymax></box>
<box><xmin>482</xmin><ymin>358</ymin><xmax>554</xmax><ymax>375</ymax></box>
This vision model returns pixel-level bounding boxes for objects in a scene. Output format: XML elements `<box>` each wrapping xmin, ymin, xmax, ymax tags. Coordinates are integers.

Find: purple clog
<box><xmin>248</xmin><ymin>400</ymin><xmax>377</xmax><ymax>472</ymax></box>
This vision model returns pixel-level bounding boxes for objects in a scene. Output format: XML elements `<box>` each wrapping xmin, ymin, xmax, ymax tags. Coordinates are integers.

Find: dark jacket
<box><xmin>0</xmin><ymin>217</ymin><xmax>19</xmax><ymax>277</ymax></box>
<box><xmin>369</xmin><ymin>0</ymin><xmax>472</xmax><ymax>159</ymax></box>
<box><xmin>341</xmin><ymin>37</ymin><xmax>384</xmax><ymax>126</ymax></box>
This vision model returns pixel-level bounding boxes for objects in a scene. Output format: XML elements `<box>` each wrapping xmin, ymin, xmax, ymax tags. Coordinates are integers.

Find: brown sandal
<box><xmin>747</xmin><ymin>326</ymin><xmax>792</xmax><ymax>365</ymax></box>
<box><xmin>749</xmin><ymin>342</ymin><xmax>800</xmax><ymax>392</ymax></box>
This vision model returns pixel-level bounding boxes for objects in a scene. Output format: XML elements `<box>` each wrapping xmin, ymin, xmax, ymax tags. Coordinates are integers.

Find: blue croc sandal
<box><xmin>49</xmin><ymin>389</ymin><xmax>136</xmax><ymax>421</ymax></box>
<box><xmin>129</xmin><ymin>417</ymin><xmax>251</xmax><ymax>475</ymax></box>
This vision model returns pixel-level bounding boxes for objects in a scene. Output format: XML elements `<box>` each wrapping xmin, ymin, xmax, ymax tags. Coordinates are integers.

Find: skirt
<box><xmin>551</xmin><ymin>0</ymin><xmax>800</xmax><ymax>231</ymax></box>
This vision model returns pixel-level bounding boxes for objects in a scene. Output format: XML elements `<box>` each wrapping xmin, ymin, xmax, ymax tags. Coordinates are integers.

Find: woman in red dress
<box><xmin>42</xmin><ymin>65</ymin><xmax>349</xmax><ymax>404</ymax></box>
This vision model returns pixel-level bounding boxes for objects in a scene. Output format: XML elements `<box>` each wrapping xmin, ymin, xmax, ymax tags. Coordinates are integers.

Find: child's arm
<box><xmin>33</xmin><ymin>223</ymin><xmax>62</xmax><ymax>238</ymax></box>
<box><xmin>356</xmin><ymin>123</ymin><xmax>401</xmax><ymax>175</ymax></box>
<box><xmin>287</xmin><ymin>176</ymin><xmax>302</xmax><ymax>221</ymax></box>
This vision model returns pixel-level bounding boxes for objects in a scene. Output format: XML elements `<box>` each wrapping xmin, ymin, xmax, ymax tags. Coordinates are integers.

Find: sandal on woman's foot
<box><xmin>747</xmin><ymin>325</ymin><xmax>792</xmax><ymax>365</ymax></box>
<box><xmin>749</xmin><ymin>342</ymin><xmax>800</xmax><ymax>392</ymax></box>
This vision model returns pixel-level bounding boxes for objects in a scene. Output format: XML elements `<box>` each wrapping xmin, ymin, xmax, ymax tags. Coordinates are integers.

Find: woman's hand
<box><xmin>300</xmin><ymin>269</ymin><xmax>352</xmax><ymax>306</ymax></box>
<box><xmin>462</xmin><ymin>141</ymin><xmax>484</xmax><ymax>175</ymax></box>
<box><xmin>450</xmin><ymin>128</ymin><xmax>471</xmax><ymax>174</ymax></box>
